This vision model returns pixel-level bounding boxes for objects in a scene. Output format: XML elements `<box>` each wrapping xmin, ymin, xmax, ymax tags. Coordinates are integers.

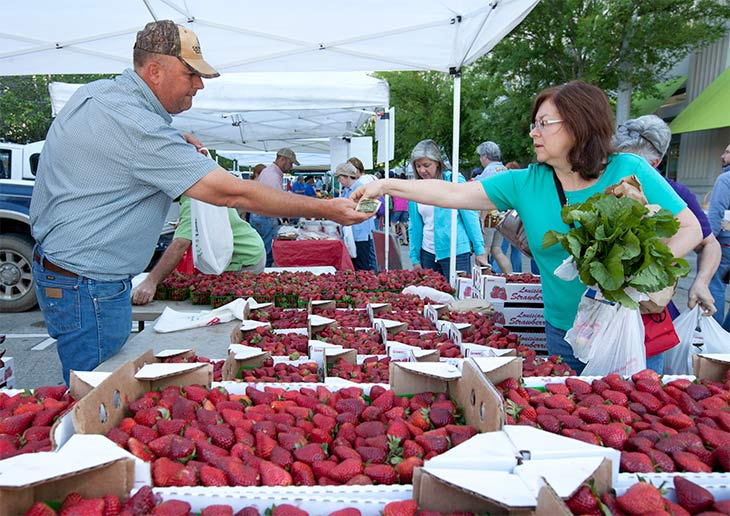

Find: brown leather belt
<box><xmin>33</xmin><ymin>251</ymin><xmax>78</xmax><ymax>278</ymax></box>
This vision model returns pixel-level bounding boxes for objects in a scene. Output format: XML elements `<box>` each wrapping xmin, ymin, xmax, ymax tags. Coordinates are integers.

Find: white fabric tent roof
<box><xmin>49</xmin><ymin>72</ymin><xmax>388</xmax><ymax>150</ymax></box>
<box><xmin>1</xmin><ymin>0</ymin><xmax>539</xmax><ymax>75</ymax></box>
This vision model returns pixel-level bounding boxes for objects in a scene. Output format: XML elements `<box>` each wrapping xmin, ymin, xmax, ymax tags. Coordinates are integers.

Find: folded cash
<box><xmin>356</xmin><ymin>198</ymin><xmax>381</xmax><ymax>213</ymax></box>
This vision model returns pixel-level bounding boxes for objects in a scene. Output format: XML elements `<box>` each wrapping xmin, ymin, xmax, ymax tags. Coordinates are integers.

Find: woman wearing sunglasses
<box><xmin>352</xmin><ymin>80</ymin><xmax>702</xmax><ymax>373</ymax></box>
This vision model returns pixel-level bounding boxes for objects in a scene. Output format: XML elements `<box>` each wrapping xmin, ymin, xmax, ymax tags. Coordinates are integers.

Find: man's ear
<box><xmin>140</xmin><ymin>59</ymin><xmax>165</xmax><ymax>87</ymax></box>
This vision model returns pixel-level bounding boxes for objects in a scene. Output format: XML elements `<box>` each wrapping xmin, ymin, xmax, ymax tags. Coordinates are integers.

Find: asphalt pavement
<box><xmin>0</xmin><ymin>245</ymin><xmax>712</xmax><ymax>389</ymax></box>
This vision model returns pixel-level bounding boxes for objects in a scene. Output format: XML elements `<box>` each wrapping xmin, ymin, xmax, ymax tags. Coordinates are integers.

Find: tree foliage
<box><xmin>0</xmin><ymin>74</ymin><xmax>112</xmax><ymax>143</ymax></box>
<box><xmin>380</xmin><ymin>0</ymin><xmax>730</xmax><ymax>169</ymax></box>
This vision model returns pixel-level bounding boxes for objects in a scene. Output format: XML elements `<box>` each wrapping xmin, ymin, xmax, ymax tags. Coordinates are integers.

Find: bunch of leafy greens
<box><xmin>542</xmin><ymin>193</ymin><xmax>690</xmax><ymax>309</ymax></box>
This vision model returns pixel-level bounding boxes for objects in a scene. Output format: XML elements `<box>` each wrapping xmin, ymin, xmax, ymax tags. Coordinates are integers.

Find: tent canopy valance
<box><xmin>669</xmin><ymin>66</ymin><xmax>730</xmax><ymax>135</ymax></box>
<box><xmin>49</xmin><ymin>72</ymin><xmax>389</xmax><ymax>151</ymax></box>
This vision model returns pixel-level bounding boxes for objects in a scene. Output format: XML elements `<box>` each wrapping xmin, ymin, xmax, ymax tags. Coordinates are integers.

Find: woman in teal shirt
<box><xmin>407</xmin><ymin>139</ymin><xmax>488</xmax><ymax>279</ymax></box>
<box><xmin>352</xmin><ymin>81</ymin><xmax>702</xmax><ymax>373</ymax></box>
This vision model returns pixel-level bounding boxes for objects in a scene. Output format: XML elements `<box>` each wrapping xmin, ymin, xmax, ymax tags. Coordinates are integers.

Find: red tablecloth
<box><xmin>272</xmin><ymin>239</ymin><xmax>354</xmax><ymax>270</ymax></box>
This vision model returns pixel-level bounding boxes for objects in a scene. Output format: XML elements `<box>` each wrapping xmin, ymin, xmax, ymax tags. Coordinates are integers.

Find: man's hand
<box><xmin>327</xmin><ymin>198</ymin><xmax>375</xmax><ymax>226</ymax></box>
<box><xmin>475</xmin><ymin>254</ymin><xmax>492</xmax><ymax>268</ymax></box>
<box><xmin>182</xmin><ymin>132</ymin><xmax>207</xmax><ymax>155</ymax></box>
<box><xmin>350</xmin><ymin>179</ymin><xmax>386</xmax><ymax>204</ymax></box>
<box><xmin>688</xmin><ymin>280</ymin><xmax>717</xmax><ymax>316</ymax></box>
<box><xmin>131</xmin><ymin>277</ymin><xmax>157</xmax><ymax>305</ymax></box>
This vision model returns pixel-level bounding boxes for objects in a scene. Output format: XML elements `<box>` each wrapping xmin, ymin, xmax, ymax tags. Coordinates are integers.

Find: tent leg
<box><xmin>449</xmin><ymin>73</ymin><xmax>461</xmax><ymax>288</ymax></box>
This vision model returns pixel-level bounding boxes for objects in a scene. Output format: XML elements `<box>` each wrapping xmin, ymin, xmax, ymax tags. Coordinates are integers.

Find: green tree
<box><xmin>0</xmin><ymin>74</ymin><xmax>112</xmax><ymax>143</ymax></box>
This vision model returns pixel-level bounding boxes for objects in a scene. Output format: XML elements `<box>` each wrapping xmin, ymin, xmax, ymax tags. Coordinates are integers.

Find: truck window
<box><xmin>30</xmin><ymin>153</ymin><xmax>40</xmax><ymax>176</ymax></box>
<box><xmin>0</xmin><ymin>150</ymin><xmax>9</xmax><ymax>179</ymax></box>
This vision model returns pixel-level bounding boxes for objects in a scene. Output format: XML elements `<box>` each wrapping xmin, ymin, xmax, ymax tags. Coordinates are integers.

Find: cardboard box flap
<box><xmin>418</xmin><ymin>467</ymin><xmax>536</xmax><ymax>509</ymax></box>
<box><xmin>239</xmin><ymin>320</ymin><xmax>272</xmax><ymax>332</ymax></box>
<box><xmin>228</xmin><ymin>344</ymin><xmax>269</xmax><ymax>360</ymax></box>
<box><xmin>461</xmin><ymin>344</ymin><xmax>515</xmax><ymax>358</ymax></box>
<box><xmin>0</xmin><ymin>435</ymin><xmax>130</xmax><ymax>487</ymax></box>
<box><xmin>502</xmin><ymin>426</ymin><xmax>620</xmax><ymax>482</ymax></box>
<box><xmin>471</xmin><ymin>356</ymin><xmax>523</xmax><ymax>386</ymax></box>
<box><xmin>694</xmin><ymin>353</ymin><xmax>730</xmax><ymax>381</ymax></box>
<box><xmin>308</xmin><ymin>314</ymin><xmax>337</xmax><ymax>327</ymax></box>
<box><xmin>308</xmin><ymin>300</ymin><xmax>336</xmax><ymax>312</ymax></box>
<box><xmin>70</xmin><ymin>371</ymin><xmax>110</xmax><ymax>391</ymax></box>
<box><xmin>423</xmin><ymin>432</ymin><xmax>518</xmax><ymax>470</ymax></box>
<box><xmin>392</xmin><ymin>362</ymin><xmax>462</xmax><ymax>380</ymax></box>
<box><xmin>134</xmin><ymin>362</ymin><xmax>206</xmax><ymax>380</ymax></box>
<box><xmin>154</xmin><ymin>348</ymin><xmax>193</xmax><ymax>358</ymax></box>
<box><xmin>246</xmin><ymin>299</ymin><xmax>274</xmax><ymax>310</ymax></box>
<box><xmin>454</xmin><ymin>359</ymin><xmax>505</xmax><ymax>433</ymax></box>
<box><xmin>514</xmin><ymin>457</ymin><xmax>608</xmax><ymax>499</ymax></box>
<box><xmin>373</xmin><ymin>318</ymin><xmax>408</xmax><ymax>332</ymax></box>
<box><xmin>534</xmin><ymin>477</ymin><xmax>573</xmax><ymax>516</ymax></box>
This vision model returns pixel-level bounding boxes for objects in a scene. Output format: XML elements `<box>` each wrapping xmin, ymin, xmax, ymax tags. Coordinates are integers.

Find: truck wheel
<box><xmin>0</xmin><ymin>234</ymin><xmax>37</xmax><ymax>312</ymax></box>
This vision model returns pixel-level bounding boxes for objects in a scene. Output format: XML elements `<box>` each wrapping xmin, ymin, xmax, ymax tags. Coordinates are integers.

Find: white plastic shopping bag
<box><xmin>190</xmin><ymin>199</ymin><xmax>234</xmax><ymax>275</ymax></box>
<box><xmin>154</xmin><ymin>298</ymin><xmax>247</xmax><ymax>333</ymax></box>
<box><xmin>341</xmin><ymin>225</ymin><xmax>357</xmax><ymax>258</ymax></box>
<box><xmin>664</xmin><ymin>305</ymin><xmax>730</xmax><ymax>374</ymax></box>
<box><xmin>566</xmin><ymin>288</ymin><xmax>646</xmax><ymax>376</ymax></box>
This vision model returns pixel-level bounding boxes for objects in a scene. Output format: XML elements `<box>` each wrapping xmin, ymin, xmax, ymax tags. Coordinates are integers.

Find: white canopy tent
<box><xmin>4</xmin><ymin>0</ymin><xmax>541</xmax><ymax>282</ymax></box>
<box><xmin>49</xmin><ymin>72</ymin><xmax>389</xmax><ymax>152</ymax></box>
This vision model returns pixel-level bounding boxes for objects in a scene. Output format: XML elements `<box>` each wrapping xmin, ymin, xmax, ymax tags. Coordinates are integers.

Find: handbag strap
<box><xmin>552</xmin><ymin>171</ymin><xmax>576</xmax><ymax>229</ymax></box>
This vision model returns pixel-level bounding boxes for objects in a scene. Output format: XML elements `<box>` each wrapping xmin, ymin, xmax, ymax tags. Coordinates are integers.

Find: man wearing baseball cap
<box><xmin>29</xmin><ymin>20</ymin><xmax>370</xmax><ymax>384</ymax></box>
<box><xmin>250</xmin><ymin>147</ymin><xmax>301</xmax><ymax>266</ymax></box>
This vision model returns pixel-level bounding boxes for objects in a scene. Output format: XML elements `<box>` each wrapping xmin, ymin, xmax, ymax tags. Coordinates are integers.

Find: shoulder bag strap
<box><xmin>552</xmin><ymin>171</ymin><xmax>576</xmax><ymax>229</ymax></box>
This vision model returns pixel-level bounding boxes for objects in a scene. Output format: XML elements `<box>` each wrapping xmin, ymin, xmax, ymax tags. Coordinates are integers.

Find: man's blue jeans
<box><xmin>32</xmin><ymin>246</ymin><xmax>131</xmax><ymax>385</ymax></box>
<box><xmin>419</xmin><ymin>249</ymin><xmax>471</xmax><ymax>279</ymax></box>
<box><xmin>249</xmin><ymin>215</ymin><xmax>279</xmax><ymax>267</ymax></box>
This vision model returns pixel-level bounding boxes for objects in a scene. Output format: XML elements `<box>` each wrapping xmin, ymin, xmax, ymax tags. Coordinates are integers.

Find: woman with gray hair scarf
<box><xmin>613</xmin><ymin>114</ymin><xmax>720</xmax><ymax>318</ymax></box>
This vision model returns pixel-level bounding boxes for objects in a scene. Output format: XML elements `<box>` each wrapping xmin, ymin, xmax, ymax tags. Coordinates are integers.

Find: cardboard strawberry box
<box><xmin>490</xmin><ymin>305</ymin><xmax>545</xmax><ymax>328</ymax></box>
<box><xmin>472</xmin><ymin>267</ymin><xmax>542</xmax><ymax>305</ymax></box>
<box><xmin>509</xmin><ymin>329</ymin><xmax>547</xmax><ymax>353</ymax></box>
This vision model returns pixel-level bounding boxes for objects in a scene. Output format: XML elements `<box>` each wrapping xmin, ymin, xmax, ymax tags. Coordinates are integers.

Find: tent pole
<box><xmin>384</xmin><ymin>112</ymin><xmax>391</xmax><ymax>271</ymax></box>
<box><xmin>449</xmin><ymin>71</ymin><xmax>461</xmax><ymax>288</ymax></box>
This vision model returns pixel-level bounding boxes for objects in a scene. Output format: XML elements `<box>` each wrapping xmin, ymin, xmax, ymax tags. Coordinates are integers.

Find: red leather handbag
<box><xmin>642</xmin><ymin>306</ymin><xmax>679</xmax><ymax>358</ymax></box>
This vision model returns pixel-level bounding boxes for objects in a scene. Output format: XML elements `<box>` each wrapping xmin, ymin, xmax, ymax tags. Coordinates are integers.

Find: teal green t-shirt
<box><xmin>481</xmin><ymin>153</ymin><xmax>687</xmax><ymax>331</ymax></box>
<box><xmin>174</xmin><ymin>196</ymin><xmax>265</xmax><ymax>271</ymax></box>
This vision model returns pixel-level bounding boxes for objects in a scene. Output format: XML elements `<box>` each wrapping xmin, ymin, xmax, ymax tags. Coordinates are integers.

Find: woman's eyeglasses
<box><xmin>530</xmin><ymin>119</ymin><xmax>563</xmax><ymax>132</ymax></box>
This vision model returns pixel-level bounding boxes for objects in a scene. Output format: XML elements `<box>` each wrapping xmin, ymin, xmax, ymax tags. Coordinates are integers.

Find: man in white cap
<box><xmin>29</xmin><ymin>20</ymin><xmax>369</xmax><ymax>384</ymax></box>
<box><xmin>250</xmin><ymin>147</ymin><xmax>301</xmax><ymax>266</ymax></box>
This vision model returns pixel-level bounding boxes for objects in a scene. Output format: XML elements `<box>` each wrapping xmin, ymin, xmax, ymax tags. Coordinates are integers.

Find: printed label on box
<box><xmin>512</xmin><ymin>331</ymin><xmax>548</xmax><ymax>353</ymax></box>
<box><xmin>492</xmin><ymin>305</ymin><xmax>545</xmax><ymax>327</ymax></box>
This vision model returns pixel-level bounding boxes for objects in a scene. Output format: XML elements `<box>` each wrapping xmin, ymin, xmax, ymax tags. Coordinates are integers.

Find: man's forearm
<box><xmin>146</xmin><ymin>238</ymin><xmax>192</xmax><ymax>284</ymax></box>
<box><xmin>695</xmin><ymin>235</ymin><xmax>722</xmax><ymax>286</ymax></box>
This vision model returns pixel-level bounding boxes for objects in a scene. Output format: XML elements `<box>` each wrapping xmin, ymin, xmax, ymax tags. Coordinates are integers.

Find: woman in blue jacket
<box><xmin>408</xmin><ymin>139</ymin><xmax>488</xmax><ymax>277</ymax></box>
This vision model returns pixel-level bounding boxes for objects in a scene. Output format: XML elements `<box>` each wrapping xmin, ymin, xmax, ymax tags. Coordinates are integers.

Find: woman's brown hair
<box><xmin>347</xmin><ymin>157</ymin><xmax>365</xmax><ymax>175</ymax></box>
<box><xmin>531</xmin><ymin>80</ymin><xmax>615</xmax><ymax>180</ymax></box>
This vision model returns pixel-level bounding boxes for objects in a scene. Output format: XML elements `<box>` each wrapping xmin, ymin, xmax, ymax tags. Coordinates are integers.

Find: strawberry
<box><xmin>34</xmin><ymin>385</ymin><xmax>67</xmax><ymax>401</ymax></box>
<box><xmin>408</xmin><ymin>409</ymin><xmax>431</xmax><ymax>431</ymax></box>
<box><xmin>200</xmin><ymin>465</ymin><xmax>229</xmax><ymax>486</ymax></box>
<box><xmin>293</xmin><ymin>442</ymin><xmax>327</xmax><ymax>464</ymax></box>
<box><xmin>102</xmin><ymin>494</ymin><xmax>121</xmax><ymax>515</ymax></box>
<box><xmin>152</xmin><ymin>457</ymin><xmax>197</xmax><ymax>487</ymax></box>
<box><xmin>24</xmin><ymin>502</ymin><xmax>56</xmax><ymax>516</ymax></box>
<box><xmin>134</xmin><ymin>407</ymin><xmax>169</xmax><ymax>427</ymax></box>
<box><xmin>127</xmin><ymin>437</ymin><xmax>154</xmax><ymax>462</ymax></box>
<box><xmin>566</xmin><ymin>484</ymin><xmax>600</xmax><ymax>515</ymax></box>
<box><xmin>676</xmin><ymin>392</ymin><xmax>703</xmax><ymax>416</ymax></box>
<box><xmin>715</xmin><ymin>500</ymin><xmax>730</xmax><ymax>514</ymax></box>
<box><xmin>561</xmin><ymin>429</ymin><xmax>601</xmax><ymax>446</ymax></box>
<box><xmin>628</xmin><ymin>391</ymin><xmax>662</xmax><ymax>413</ymax></box>
<box><xmin>207</xmin><ymin>424</ymin><xmax>235</xmax><ymax>450</ymax></box>
<box><xmin>536</xmin><ymin>414</ymin><xmax>561</xmax><ymax>434</ymax></box>
<box><xmin>270</xmin><ymin>445</ymin><xmax>294</xmax><ymax>469</ymax></box>
<box><xmin>255</xmin><ymin>432</ymin><xmax>277</xmax><ymax>459</ymax></box>
<box><xmin>60</xmin><ymin>492</ymin><xmax>85</xmax><ymax>512</ymax></box>
<box><xmin>565</xmin><ymin>378</ymin><xmax>592</xmax><ymax>396</ymax></box>
<box><xmin>686</xmin><ymin>383</ymin><xmax>712</xmax><ymax>401</ymax></box>
<box><xmin>328</xmin><ymin>458</ymin><xmax>364</xmax><ymax>484</ymax></box>
<box><xmin>200</xmin><ymin>505</ymin><xmax>234</xmax><ymax>516</ymax></box>
<box><xmin>620</xmin><ymin>451</ymin><xmax>654</xmax><ymax>473</ymax></box>
<box><xmin>673</xmin><ymin>450</ymin><xmax>712</xmax><ymax>472</ymax></box>
<box><xmin>543</xmin><ymin>394</ymin><xmax>575</xmax><ymax>412</ymax></box>
<box><xmin>122</xmin><ymin>486</ymin><xmax>159</xmax><ymax>515</ymax></box>
<box><xmin>662</xmin><ymin>413</ymin><xmax>694</xmax><ymax>430</ymax></box>
<box><xmin>355</xmin><ymin>421</ymin><xmax>385</xmax><ymax>438</ymax></box>
<box><xmin>674</xmin><ymin>476</ymin><xmax>714</xmax><ymax>514</ymax></box>
<box><xmin>616</xmin><ymin>482</ymin><xmax>665</xmax><ymax>515</ymax></box>
<box><xmin>395</xmin><ymin>455</ymin><xmax>423</xmax><ymax>484</ymax></box>
<box><xmin>291</xmin><ymin>460</ymin><xmax>316</xmax><ymax>486</ymax></box>
<box><xmin>383</xmin><ymin>500</ymin><xmax>417</xmax><ymax>516</ymax></box>
<box><xmin>356</xmin><ymin>446</ymin><xmax>386</xmax><ymax>464</ymax></box>
<box><xmin>714</xmin><ymin>443</ymin><xmax>730</xmax><ymax>470</ymax></box>
<box><xmin>647</xmin><ymin>449</ymin><xmax>675</xmax><ymax>472</ymax></box>
<box><xmin>602</xmin><ymin>389</ymin><xmax>629</xmax><ymax>406</ymax></box>
<box><xmin>32</xmin><ymin>408</ymin><xmax>63</xmax><ymax>427</ymax></box>
<box><xmin>195</xmin><ymin>439</ymin><xmax>228</xmax><ymax>463</ymax></box>
<box><xmin>271</xmin><ymin>504</ymin><xmax>307</xmax><ymax>516</ymax></box>
<box><xmin>328</xmin><ymin>509</ymin><xmax>362</xmax><ymax>516</ymax></box>
<box><xmin>259</xmin><ymin>460</ymin><xmax>292</xmax><ymax>486</ymax></box>
<box><xmin>443</xmin><ymin>425</ymin><xmax>477</xmax><ymax>447</ymax></box>
<box><xmin>0</xmin><ymin>412</ymin><xmax>35</xmax><ymax>435</ymax></box>
<box><xmin>631</xmin><ymin>369</ymin><xmax>661</xmax><ymax>383</ymax></box>
<box><xmin>605</xmin><ymin>405</ymin><xmax>633</xmax><ymax>424</ymax></box>
<box><xmin>225</xmin><ymin>461</ymin><xmax>259</xmax><ymax>486</ymax></box>
<box><xmin>579</xmin><ymin>406</ymin><xmax>610</xmax><ymax>425</ymax></box>
<box><xmin>698</xmin><ymin>422</ymin><xmax>730</xmax><ymax>449</ymax></box>
<box><xmin>105</xmin><ymin>427</ymin><xmax>130</xmax><ymax>448</ymax></box>
<box><xmin>130</xmin><ymin>424</ymin><xmax>158</xmax><ymax>444</ymax></box>
<box><xmin>151</xmin><ymin>499</ymin><xmax>191</xmax><ymax>515</ymax></box>
<box><xmin>634</xmin><ymin>378</ymin><xmax>663</xmax><ymax>396</ymax></box>
<box><xmin>364</xmin><ymin>463</ymin><xmax>397</xmax><ymax>484</ymax></box>
<box><xmin>604</xmin><ymin>374</ymin><xmax>634</xmax><ymax>394</ymax></box>
<box><xmin>428</xmin><ymin>407</ymin><xmax>455</xmax><ymax>428</ymax></box>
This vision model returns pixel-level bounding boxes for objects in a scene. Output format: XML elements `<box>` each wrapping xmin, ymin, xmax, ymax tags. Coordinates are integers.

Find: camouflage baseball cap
<box><xmin>277</xmin><ymin>148</ymin><xmax>300</xmax><ymax>166</ymax></box>
<box><xmin>134</xmin><ymin>20</ymin><xmax>219</xmax><ymax>79</ymax></box>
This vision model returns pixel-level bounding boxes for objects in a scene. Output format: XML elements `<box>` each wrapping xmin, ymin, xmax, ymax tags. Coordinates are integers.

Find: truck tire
<box><xmin>0</xmin><ymin>233</ymin><xmax>37</xmax><ymax>312</ymax></box>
